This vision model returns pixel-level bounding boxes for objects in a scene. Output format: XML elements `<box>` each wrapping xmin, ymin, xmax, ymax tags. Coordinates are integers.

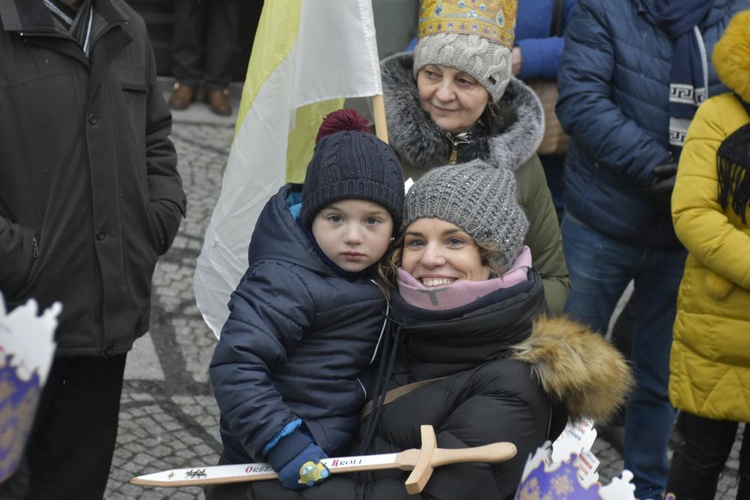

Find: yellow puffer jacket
<box><xmin>670</xmin><ymin>93</ymin><xmax>750</xmax><ymax>422</ymax></box>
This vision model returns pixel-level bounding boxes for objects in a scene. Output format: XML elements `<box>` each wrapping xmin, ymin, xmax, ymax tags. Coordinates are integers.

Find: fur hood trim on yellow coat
<box><xmin>511</xmin><ymin>315</ymin><xmax>634</xmax><ymax>424</ymax></box>
<box><xmin>713</xmin><ymin>10</ymin><xmax>750</xmax><ymax>102</ymax></box>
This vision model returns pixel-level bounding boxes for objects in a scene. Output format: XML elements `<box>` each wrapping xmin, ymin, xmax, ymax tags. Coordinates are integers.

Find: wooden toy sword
<box><xmin>130</xmin><ymin>425</ymin><xmax>517</xmax><ymax>494</ymax></box>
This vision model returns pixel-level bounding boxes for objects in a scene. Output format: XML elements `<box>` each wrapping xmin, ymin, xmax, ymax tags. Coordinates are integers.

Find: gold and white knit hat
<box><xmin>413</xmin><ymin>0</ymin><xmax>518</xmax><ymax>102</ymax></box>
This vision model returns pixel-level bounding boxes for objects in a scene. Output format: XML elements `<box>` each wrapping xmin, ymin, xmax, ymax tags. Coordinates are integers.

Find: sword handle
<box><xmin>405</xmin><ymin>426</ymin><xmax>517</xmax><ymax>494</ymax></box>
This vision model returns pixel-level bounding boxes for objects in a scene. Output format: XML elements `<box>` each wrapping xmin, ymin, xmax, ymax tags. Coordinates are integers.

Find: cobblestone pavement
<box><xmin>104</xmin><ymin>94</ymin><xmax>742</xmax><ymax>499</ymax></box>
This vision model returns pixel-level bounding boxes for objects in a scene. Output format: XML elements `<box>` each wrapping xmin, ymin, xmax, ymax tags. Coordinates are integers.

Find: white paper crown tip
<box><xmin>598</xmin><ymin>470</ymin><xmax>636</xmax><ymax>497</ymax></box>
<box><xmin>519</xmin><ymin>440</ymin><xmax>552</xmax><ymax>481</ymax></box>
<box><xmin>0</xmin><ymin>293</ymin><xmax>60</xmax><ymax>383</ymax></box>
<box><xmin>43</xmin><ymin>302</ymin><xmax>63</xmax><ymax>320</ymax></box>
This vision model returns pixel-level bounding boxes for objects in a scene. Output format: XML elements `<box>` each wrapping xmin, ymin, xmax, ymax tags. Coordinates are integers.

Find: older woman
<box><xmin>220</xmin><ymin>161</ymin><xmax>630</xmax><ymax>500</ymax></box>
<box><xmin>381</xmin><ymin>0</ymin><xmax>569</xmax><ymax>314</ymax></box>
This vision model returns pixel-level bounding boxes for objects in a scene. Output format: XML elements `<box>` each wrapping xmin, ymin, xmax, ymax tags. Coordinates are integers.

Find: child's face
<box><xmin>311</xmin><ymin>199</ymin><xmax>394</xmax><ymax>273</ymax></box>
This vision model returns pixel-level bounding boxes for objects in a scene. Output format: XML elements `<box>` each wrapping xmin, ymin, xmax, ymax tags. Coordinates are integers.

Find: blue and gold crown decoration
<box><xmin>418</xmin><ymin>0</ymin><xmax>517</xmax><ymax>50</ymax></box>
<box><xmin>0</xmin><ymin>360</ymin><xmax>42</xmax><ymax>480</ymax></box>
<box><xmin>514</xmin><ymin>425</ymin><xmax>636</xmax><ymax>500</ymax></box>
<box><xmin>0</xmin><ymin>295</ymin><xmax>59</xmax><ymax>482</ymax></box>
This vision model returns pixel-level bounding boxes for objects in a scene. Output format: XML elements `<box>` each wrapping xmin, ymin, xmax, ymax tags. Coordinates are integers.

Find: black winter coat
<box><xmin>0</xmin><ymin>0</ymin><xmax>185</xmax><ymax>356</ymax></box>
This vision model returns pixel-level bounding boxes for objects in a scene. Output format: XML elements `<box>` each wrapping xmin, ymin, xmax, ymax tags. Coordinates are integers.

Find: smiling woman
<box><xmin>380</xmin><ymin>158</ymin><xmax>529</xmax><ymax>291</ymax></box>
<box><xmin>416</xmin><ymin>64</ymin><xmax>491</xmax><ymax>134</ymax></box>
<box><xmin>401</xmin><ymin>218</ymin><xmax>490</xmax><ymax>284</ymax></box>
<box><xmin>332</xmin><ymin>159</ymin><xmax>633</xmax><ymax>499</ymax></box>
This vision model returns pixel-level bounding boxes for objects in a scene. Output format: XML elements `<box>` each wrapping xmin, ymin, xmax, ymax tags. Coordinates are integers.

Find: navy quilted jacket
<box><xmin>210</xmin><ymin>184</ymin><xmax>388</xmax><ymax>464</ymax></box>
<box><xmin>556</xmin><ymin>0</ymin><xmax>747</xmax><ymax>247</ymax></box>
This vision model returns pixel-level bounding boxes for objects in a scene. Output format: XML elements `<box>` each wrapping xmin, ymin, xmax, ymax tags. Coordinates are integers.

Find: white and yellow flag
<box><xmin>194</xmin><ymin>0</ymin><xmax>383</xmax><ymax>337</ymax></box>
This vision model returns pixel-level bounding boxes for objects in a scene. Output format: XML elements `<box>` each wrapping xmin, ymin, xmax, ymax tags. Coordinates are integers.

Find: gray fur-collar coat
<box><xmin>381</xmin><ymin>51</ymin><xmax>544</xmax><ymax>179</ymax></box>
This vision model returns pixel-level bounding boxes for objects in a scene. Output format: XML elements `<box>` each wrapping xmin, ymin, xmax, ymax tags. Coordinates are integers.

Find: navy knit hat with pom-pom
<box><xmin>301</xmin><ymin>109</ymin><xmax>405</xmax><ymax>228</ymax></box>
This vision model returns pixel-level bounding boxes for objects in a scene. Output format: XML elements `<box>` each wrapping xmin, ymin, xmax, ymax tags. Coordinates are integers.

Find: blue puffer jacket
<box><xmin>515</xmin><ymin>0</ymin><xmax>577</xmax><ymax>81</ymax></box>
<box><xmin>210</xmin><ymin>184</ymin><xmax>388</xmax><ymax>464</ymax></box>
<box><xmin>556</xmin><ymin>0</ymin><xmax>747</xmax><ymax>248</ymax></box>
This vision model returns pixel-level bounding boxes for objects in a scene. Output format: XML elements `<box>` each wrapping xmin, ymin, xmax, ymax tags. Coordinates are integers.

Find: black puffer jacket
<box><xmin>225</xmin><ymin>270</ymin><xmax>631</xmax><ymax>500</ymax></box>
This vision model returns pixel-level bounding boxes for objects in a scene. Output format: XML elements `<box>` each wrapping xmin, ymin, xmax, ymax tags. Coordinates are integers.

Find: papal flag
<box><xmin>194</xmin><ymin>0</ymin><xmax>384</xmax><ymax>337</ymax></box>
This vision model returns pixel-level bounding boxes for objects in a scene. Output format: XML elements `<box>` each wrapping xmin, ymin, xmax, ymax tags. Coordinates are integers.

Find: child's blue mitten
<box><xmin>266</xmin><ymin>430</ymin><xmax>330</xmax><ymax>489</ymax></box>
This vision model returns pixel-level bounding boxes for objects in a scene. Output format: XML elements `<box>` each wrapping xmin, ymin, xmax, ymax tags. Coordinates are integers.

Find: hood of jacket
<box><xmin>381</xmin><ymin>51</ymin><xmax>544</xmax><ymax>175</ymax></box>
<box><xmin>511</xmin><ymin>316</ymin><xmax>634</xmax><ymax>423</ymax></box>
<box><xmin>712</xmin><ymin>9</ymin><xmax>750</xmax><ymax>103</ymax></box>
<box><xmin>248</xmin><ymin>184</ymin><xmax>342</xmax><ymax>279</ymax></box>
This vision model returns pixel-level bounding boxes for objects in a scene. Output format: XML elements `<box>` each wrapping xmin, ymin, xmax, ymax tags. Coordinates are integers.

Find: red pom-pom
<box><xmin>316</xmin><ymin>109</ymin><xmax>370</xmax><ymax>142</ymax></box>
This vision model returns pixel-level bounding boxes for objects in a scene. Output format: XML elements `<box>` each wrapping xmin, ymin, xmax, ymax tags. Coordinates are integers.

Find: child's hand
<box><xmin>266</xmin><ymin>430</ymin><xmax>330</xmax><ymax>489</ymax></box>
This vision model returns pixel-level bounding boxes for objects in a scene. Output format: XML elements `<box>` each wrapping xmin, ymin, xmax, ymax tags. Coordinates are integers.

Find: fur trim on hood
<box><xmin>511</xmin><ymin>316</ymin><xmax>634</xmax><ymax>424</ymax></box>
<box><xmin>713</xmin><ymin>10</ymin><xmax>750</xmax><ymax>103</ymax></box>
<box><xmin>381</xmin><ymin>51</ymin><xmax>544</xmax><ymax>174</ymax></box>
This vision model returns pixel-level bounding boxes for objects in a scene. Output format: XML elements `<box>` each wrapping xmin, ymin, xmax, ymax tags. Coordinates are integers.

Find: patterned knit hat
<box><xmin>413</xmin><ymin>0</ymin><xmax>517</xmax><ymax>102</ymax></box>
<box><xmin>301</xmin><ymin>110</ymin><xmax>405</xmax><ymax>228</ymax></box>
<box><xmin>402</xmin><ymin>159</ymin><xmax>528</xmax><ymax>273</ymax></box>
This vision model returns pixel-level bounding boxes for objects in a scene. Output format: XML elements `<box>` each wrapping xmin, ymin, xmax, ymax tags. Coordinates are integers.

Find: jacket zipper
<box><xmin>32</xmin><ymin>237</ymin><xmax>39</xmax><ymax>259</ymax></box>
<box><xmin>447</xmin><ymin>133</ymin><xmax>471</xmax><ymax>164</ymax></box>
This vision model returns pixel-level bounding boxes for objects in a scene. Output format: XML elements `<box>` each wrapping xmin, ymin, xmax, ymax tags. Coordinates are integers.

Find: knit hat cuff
<box><xmin>401</xmin><ymin>160</ymin><xmax>529</xmax><ymax>273</ymax></box>
<box><xmin>413</xmin><ymin>32</ymin><xmax>512</xmax><ymax>102</ymax></box>
<box><xmin>301</xmin><ymin>180</ymin><xmax>404</xmax><ymax>228</ymax></box>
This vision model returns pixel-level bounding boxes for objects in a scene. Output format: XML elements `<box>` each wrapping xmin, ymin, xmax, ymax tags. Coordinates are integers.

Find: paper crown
<box><xmin>515</xmin><ymin>450</ymin><xmax>636</xmax><ymax>500</ymax></box>
<box><xmin>513</xmin><ymin>421</ymin><xmax>636</xmax><ymax>499</ymax></box>
<box><xmin>418</xmin><ymin>0</ymin><xmax>517</xmax><ymax>50</ymax></box>
<box><xmin>0</xmin><ymin>295</ymin><xmax>59</xmax><ymax>482</ymax></box>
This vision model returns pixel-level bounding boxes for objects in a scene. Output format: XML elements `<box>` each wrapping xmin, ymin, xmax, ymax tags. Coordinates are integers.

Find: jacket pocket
<box><xmin>0</xmin><ymin>226</ymin><xmax>39</xmax><ymax>303</ymax></box>
<box><xmin>118</xmin><ymin>77</ymin><xmax>148</xmax><ymax>148</ymax></box>
<box><xmin>704</xmin><ymin>269</ymin><xmax>734</xmax><ymax>300</ymax></box>
<box><xmin>121</xmin><ymin>81</ymin><xmax>148</xmax><ymax>93</ymax></box>
<box><xmin>120</xmin><ymin>80</ymin><xmax>148</xmax><ymax>109</ymax></box>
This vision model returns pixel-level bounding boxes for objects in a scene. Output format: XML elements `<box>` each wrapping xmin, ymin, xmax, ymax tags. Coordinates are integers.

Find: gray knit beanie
<box><xmin>413</xmin><ymin>32</ymin><xmax>512</xmax><ymax>102</ymax></box>
<box><xmin>402</xmin><ymin>159</ymin><xmax>528</xmax><ymax>273</ymax></box>
<box><xmin>301</xmin><ymin>110</ymin><xmax>405</xmax><ymax>228</ymax></box>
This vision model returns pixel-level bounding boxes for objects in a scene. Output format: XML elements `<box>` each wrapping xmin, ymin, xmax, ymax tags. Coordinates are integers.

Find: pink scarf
<box><xmin>396</xmin><ymin>246</ymin><xmax>531</xmax><ymax>310</ymax></box>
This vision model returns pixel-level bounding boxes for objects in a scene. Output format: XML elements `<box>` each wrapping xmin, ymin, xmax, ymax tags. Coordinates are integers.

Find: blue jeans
<box><xmin>561</xmin><ymin>214</ymin><xmax>686</xmax><ymax>499</ymax></box>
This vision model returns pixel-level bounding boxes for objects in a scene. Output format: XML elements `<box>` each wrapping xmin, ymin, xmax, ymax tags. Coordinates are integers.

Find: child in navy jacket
<box><xmin>209</xmin><ymin>110</ymin><xmax>404</xmax><ymax>491</ymax></box>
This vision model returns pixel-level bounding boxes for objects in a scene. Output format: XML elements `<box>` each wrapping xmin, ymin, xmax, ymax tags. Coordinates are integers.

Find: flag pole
<box><xmin>372</xmin><ymin>95</ymin><xmax>389</xmax><ymax>144</ymax></box>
